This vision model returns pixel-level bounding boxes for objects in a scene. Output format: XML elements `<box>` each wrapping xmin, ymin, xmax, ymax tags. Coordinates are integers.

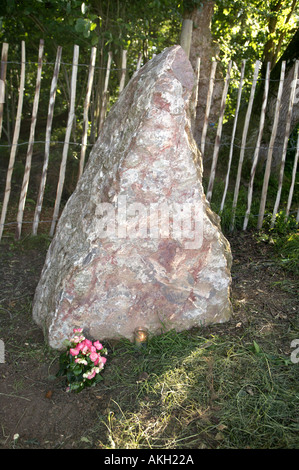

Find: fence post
<box><xmin>285</xmin><ymin>131</ymin><xmax>299</xmax><ymax>220</ymax></box>
<box><xmin>0</xmin><ymin>41</ymin><xmax>25</xmax><ymax>242</ymax></box>
<box><xmin>230</xmin><ymin>60</ymin><xmax>260</xmax><ymax>232</ymax></box>
<box><xmin>78</xmin><ymin>46</ymin><xmax>97</xmax><ymax>181</ymax></box>
<box><xmin>119</xmin><ymin>50</ymin><xmax>127</xmax><ymax>94</ymax></box>
<box><xmin>135</xmin><ymin>52</ymin><xmax>143</xmax><ymax>73</ymax></box>
<box><xmin>200</xmin><ymin>60</ymin><xmax>217</xmax><ymax>157</ymax></box>
<box><xmin>220</xmin><ymin>60</ymin><xmax>246</xmax><ymax>214</ymax></box>
<box><xmin>270</xmin><ymin>59</ymin><xmax>299</xmax><ymax>228</ymax></box>
<box><xmin>0</xmin><ymin>42</ymin><xmax>9</xmax><ymax>140</ymax></box>
<box><xmin>16</xmin><ymin>39</ymin><xmax>44</xmax><ymax>240</ymax></box>
<box><xmin>206</xmin><ymin>60</ymin><xmax>232</xmax><ymax>202</ymax></box>
<box><xmin>32</xmin><ymin>46</ymin><xmax>62</xmax><ymax>236</ymax></box>
<box><xmin>192</xmin><ymin>57</ymin><xmax>200</xmax><ymax>125</ymax></box>
<box><xmin>257</xmin><ymin>61</ymin><xmax>286</xmax><ymax>230</ymax></box>
<box><xmin>98</xmin><ymin>51</ymin><xmax>112</xmax><ymax>135</ymax></box>
<box><xmin>243</xmin><ymin>61</ymin><xmax>271</xmax><ymax>230</ymax></box>
<box><xmin>50</xmin><ymin>44</ymin><xmax>79</xmax><ymax>237</ymax></box>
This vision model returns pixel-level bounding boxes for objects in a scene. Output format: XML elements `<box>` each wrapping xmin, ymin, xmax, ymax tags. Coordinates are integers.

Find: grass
<box><xmin>90</xmin><ymin>323</ymin><xmax>299</xmax><ymax>449</ymax></box>
<box><xmin>255</xmin><ymin>211</ymin><xmax>299</xmax><ymax>276</ymax></box>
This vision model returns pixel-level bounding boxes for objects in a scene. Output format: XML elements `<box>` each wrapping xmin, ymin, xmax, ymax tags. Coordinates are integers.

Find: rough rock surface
<box><xmin>33</xmin><ymin>45</ymin><xmax>232</xmax><ymax>350</ymax></box>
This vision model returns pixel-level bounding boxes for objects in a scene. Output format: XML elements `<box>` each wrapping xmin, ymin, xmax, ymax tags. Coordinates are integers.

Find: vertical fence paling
<box><xmin>192</xmin><ymin>57</ymin><xmax>201</xmax><ymax>124</ymax></box>
<box><xmin>220</xmin><ymin>60</ymin><xmax>246</xmax><ymax>214</ymax></box>
<box><xmin>257</xmin><ymin>61</ymin><xmax>286</xmax><ymax>230</ymax></box>
<box><xmin>78</xmin><ymin>46</ymin><xmax>97</xmax><ymax>181</ymax></box>
<box><xmin>286</xmin><ymin>129</ymin><xmax>299</xmax><ymax>222</ymax></box>
<box><xmin>32</xmin><ymin>46</ymin><xmax>62</xmax><ymax>236</ymax></box>
<box><xmin>200</xmin><ymin>60</ymin><xmax>217</xmax><ymax>157</ymax></box>
<box><xmin>119</xmin><ymin>49</ymin><xmax>127</xmax><ymax>94</ymax></box>
<box><xmin>50</xmin><ymin>44</ymin><xmax>79</xmax><ymax>237</ymax></box>
<box><xmin>0</xmin><ymin>41</ymin><xmax>25</xmax><ymax>242</ymax></box>
<box><xmin>206</xmin><ymin>60</ymin><xmax>232</xmax><ymax>202</ymax></box>
<box><xmin>270</xmin><ymin>59</ymin><xmax>299</xmax><ymax>228</ymax></box>
<box><xmin>98</xmin><ymin>51</ymin><xmax>112</xmax><ymax>135</ymax></box>
<box><xmin>285</xmin><ymin>130</ymin><xmax>299</xmax><ymax>220</ymax></box>
<box><xmin>136</xmin><ymin>52</ymin><xmax>143</xmax><ymax>73</ymax></box>
<box><xmin>230</xmin><ymin>60</ymin><xmax>261</xmax><ymax>231</ymax></box>
<box><xmin>0</xmin><ymin>42</ymin><xmax>9</xmax><ymax>139</ymax></box>
<box><xmin>243</xmin><ymin>61</ymin><xmax>271</xmax><ymax>230</ymax></box>
<box><xmin>15</xmin><ymin>40</ymin><xmax>44</xmax><ymax>240</ymax></box>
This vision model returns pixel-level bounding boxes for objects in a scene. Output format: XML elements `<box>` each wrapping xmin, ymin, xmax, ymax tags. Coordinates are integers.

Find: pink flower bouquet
<box><xmin>57</xmin><ymin>328</ymin><xmax>108</xmax><ymax>392</ymax></box>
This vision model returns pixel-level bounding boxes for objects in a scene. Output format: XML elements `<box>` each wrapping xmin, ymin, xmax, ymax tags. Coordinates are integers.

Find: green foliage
<box><xmin>0</xmin><ymin>0</ymin><xmax>297</xmax><ymax>124</ymax></box>
<box><xmin>212</xmin><ymin>0</ymin><xmax>299</xmax><ymax>68</ymax></box>
<box><xmin>275</xmin><ymin>230</ymin><xmax>299</xmax><ymax>275</ymax></box>
<box><xmin>206</xmin><ymin>177</ymin><xmax>260</xmax><ymax>233</ymax></box>
<box><xmin>263</xmin><ymin>210</ymin><xmax>298</xmax><ymax>235</ymax></box>
<box><xmin>0</xmin><ymin>0</ymin><xmax>183</xmax><ymax>132</ymax></box>
<box><xmin>0</xmin><ymin>0</ymin><xmax>182</xmax><ymax>62</ymax></box>
<box><xmin>258</xmin><ymin>211</ymin><xmax>299</xmax><ymax>276</ymax></box>
<box><xmin>1</xmin><ymin>0</ymin><xmax>297</xmax><ymax>68</ymax></box>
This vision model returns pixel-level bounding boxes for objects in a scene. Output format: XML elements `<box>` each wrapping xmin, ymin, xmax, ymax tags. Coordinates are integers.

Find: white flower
<box><xmin>76</xmin><ymin>358</ymin><xmax>88</xmax><ymax>365</ymax></box>
<box><xmin>71</xmin><ymin>334</ymin><xmax>85</xmax><ymax>344</ymax></box>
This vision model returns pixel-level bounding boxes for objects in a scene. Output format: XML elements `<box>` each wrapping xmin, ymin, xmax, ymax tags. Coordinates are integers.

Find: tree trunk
<box><xmin>186</xmin><ymin>1</ymin><xmax>224</xmax><ymax>163</ymax></box>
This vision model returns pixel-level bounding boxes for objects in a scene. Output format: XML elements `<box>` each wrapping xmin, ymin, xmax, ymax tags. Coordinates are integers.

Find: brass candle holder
<box><xmin>134</xmin><ymin>327</ymin><xmax>148</xmax><ymax>349</ymax></box>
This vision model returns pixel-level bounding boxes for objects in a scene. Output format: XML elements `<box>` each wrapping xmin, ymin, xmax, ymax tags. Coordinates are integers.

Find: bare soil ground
<box><xmin>0</xmin><ymin>230</ymin><xmax>298</xmax><ymax>449</ymax></box>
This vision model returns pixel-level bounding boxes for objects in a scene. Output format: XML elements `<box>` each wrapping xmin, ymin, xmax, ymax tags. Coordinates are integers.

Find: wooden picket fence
<box><xmin>202</xmin><ymin>57</ymin><xmax>299</xmax><ymax>231</ymax></box>
<box><xmin>0</xmin><ymin>40</ymin><xmax>298</xmax><ymax>242</ymax></box>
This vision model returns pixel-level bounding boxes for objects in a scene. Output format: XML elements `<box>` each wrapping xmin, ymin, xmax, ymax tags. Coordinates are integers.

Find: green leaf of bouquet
<box><xmin>73</xmin><ymin>365</ymin><xmax>83</xmax><ymax>376</ymax></box>
<box><xmin>94</xmin><ymin>373</ymin><xmax>103</xmax><ymax>384</ymax></box>
<box><xmin>59</xmin><ymin>351</ymin><xmax>68</xmax><ymax>362</ymax></box>
<box><xmin>62</xmin><ymin>339</ymin><xmax>72</xmax><ymax>348</ymax></box>
<box><xmin>67</xmin><ymin>371</ymin><xmax>74</xmax><ymax>382</ymax></box>
<box><xmin>70</xmin><ymin>382</ymin><xmax>84</xmax><ymax>392</ymax></box>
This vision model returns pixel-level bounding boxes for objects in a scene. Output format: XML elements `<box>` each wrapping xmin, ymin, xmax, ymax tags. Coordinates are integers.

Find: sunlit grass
<box><xmin>91</xmin><ymin>324</ymin><xmax>299</xmax><ymax>449</ymax></box>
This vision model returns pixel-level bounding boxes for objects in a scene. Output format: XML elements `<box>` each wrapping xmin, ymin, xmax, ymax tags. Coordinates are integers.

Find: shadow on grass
<box><xmin>94</xmin><ymin>324</ymin><xmax>299</xmax><ymax>449</ymax></box>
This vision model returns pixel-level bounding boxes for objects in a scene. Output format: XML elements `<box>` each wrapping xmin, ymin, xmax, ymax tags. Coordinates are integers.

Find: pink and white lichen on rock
<box><xmin>32</xmin><ymin>45</ymin><xmax>232</xmax><ymax>350</ymax></box>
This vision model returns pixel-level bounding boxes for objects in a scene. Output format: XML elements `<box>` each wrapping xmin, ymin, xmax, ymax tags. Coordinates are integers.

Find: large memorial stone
<box><xmin>33</xmin><ymin>45</ymin><xmax>232</xmax><ymax>350</ymax></box>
